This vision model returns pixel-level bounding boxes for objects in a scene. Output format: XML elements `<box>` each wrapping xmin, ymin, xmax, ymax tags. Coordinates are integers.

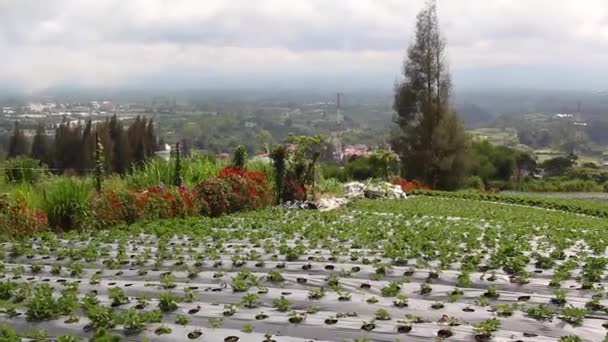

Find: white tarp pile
<box><xmin>343</xmin><ymin>181</ymin><xmax>407</xmax><ymax>199</ymax></box>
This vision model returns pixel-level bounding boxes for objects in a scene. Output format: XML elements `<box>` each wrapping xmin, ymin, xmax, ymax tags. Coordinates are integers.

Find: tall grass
<box><xmin>42</xmin><ymin>177</ymin><xmax>93</xmax><ymax>230</ymax></box>
<box><xmin>125</xmin><ymin>154</ymin><xmax>223</xmax><ymax>189</ymax></box>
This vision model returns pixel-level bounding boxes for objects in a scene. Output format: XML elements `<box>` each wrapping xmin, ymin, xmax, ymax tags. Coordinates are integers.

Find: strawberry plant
<box><xmin>241</xmin><ymin>293</ymin><xmax>260</xmax><ymax>309</ymax></box>
<box><xmin>560</xmin><ymin>306</ymin><xmax>587</xmax><ymax>325</ymax></box>
<box><xmin>158</xmin><ymin>292</ymin><xmax>181</xmax><ymax>312</ymax></box>
<box><xmin>26</xmin><ymin>283</ymin><xmax>58</xmax><ymax>321</ymax></box>
<box><xmin>473</xmin><ymin>318</ymin><xmax>501</xmax><ymax>338</ymax></box>
<box><xmin>108</xmin><ymin>287</ymin><xmax>130</xmax><ymax>307</ymax></box>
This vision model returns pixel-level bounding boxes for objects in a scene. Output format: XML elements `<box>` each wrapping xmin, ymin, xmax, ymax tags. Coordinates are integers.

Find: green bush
<box><xmin>4</xmin><ymin>157</ymin><xmax>47</xmax><ymax>184</ymax></box>
<box><xmin>43</xmin><ymin>177</ymin><xmax>92</xmax><ymax>230</ymax></box>
<box><xmin>317</xmin><ymin>177</ymin><xmax>343</xmax><ymax>195</ymax></box>
<box><xmin>465</xmin><ymin>176</ymin><xmax>484</xmax><ymax>191</ymax></box>
<box><xmin>344</xmin><ymin>156</ymin><xmax>380</xmax><ymax>181</ymax></box>
<box><xmin>320</xmin><ymin>163</ymin><xmax>346</xmax><ymax>182</ymax></box>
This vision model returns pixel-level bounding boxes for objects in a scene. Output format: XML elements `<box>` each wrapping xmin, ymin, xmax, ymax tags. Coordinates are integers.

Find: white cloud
<box><xmin>1</xmin><ymin>0</ymin><xmax>607</xmax><ymax>90</ymax></box>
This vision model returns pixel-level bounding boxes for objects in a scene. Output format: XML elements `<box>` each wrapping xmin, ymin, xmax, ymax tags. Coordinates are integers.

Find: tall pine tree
<box><xmin>392</xmin><ymin>0</ymin><xmax>471</xmax><ymax>189</ymax></box>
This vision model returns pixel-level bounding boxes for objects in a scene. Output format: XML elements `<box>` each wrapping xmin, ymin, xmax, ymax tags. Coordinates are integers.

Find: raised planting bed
<box><xmin>0</xmin><ymin>197</ymin><xmax>607</xmax><ymax>341</ymax></box>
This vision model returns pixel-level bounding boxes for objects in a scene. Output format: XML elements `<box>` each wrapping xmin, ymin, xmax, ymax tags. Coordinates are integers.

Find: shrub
<box><xmin>465</xmin><ymin>176</ymin><xmax>485</xmax><ymax>191</ymax></box>
<box><xmin>4</xmin><ymin>157</ymin><xmax>47</xmax><ymax>184</ymax></box>
<box><xmin>196</xmin><ymin>177</ymin><xmax>229</xmax><ymax>217</ymax></box>
<box><xmin>320</xmin><ymin>163</ymin><xmax>346</xmax><ymax>182</ymax></box>
<box><xmin>233</xmin><ymin>145</ymin><xmax>248</xmax><ymax>169</ymax></box>
<box><xmin>344</xmin><ymin>156</ymin><xmax>377</xmax><ymax>180</ymax></box>
<box><xmin>0</xmin><ymin>196</ymin><xmax>48</xmax><ymax>238</ymax></box>
<box><xmin>89</xmin><ymin>186</ymin><xmax>140</xmax><ymax>228</ymax></box>
<box><xmin>195</xmin><ymin>167</ymin><xmax>271</xmax><ymax>216</ymax></box>
<box><xmin>136</xmin><ymin>185</ymin><xmax>200</xmax><ymax>220</ymax></box>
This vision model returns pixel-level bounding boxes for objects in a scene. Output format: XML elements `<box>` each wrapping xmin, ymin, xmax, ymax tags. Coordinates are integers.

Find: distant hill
<box><xmin>454</xmin><ymin>103</ymin><xmax>494</xmax><ymax>128</ymax></box>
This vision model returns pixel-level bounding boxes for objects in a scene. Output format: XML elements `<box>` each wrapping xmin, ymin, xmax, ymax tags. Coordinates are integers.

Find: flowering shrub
<box><xmin>393</xmin><ymin>178</ymin><xmax>431</xmax><ymax>192</ymax></box>
<box><xmin>196</xmin><ymin>167</ymin><xmax>272</xmax><ymax>217</ymax></box>
<box><xmin>0</xmin><ymin>197</ymin><xmax>48</xmax><ymax>238</ymax></box>
<box><xmin>136</xmin><ymin>185</ymin><xmax>200</xmax><ymax>220</ymax></box>
<box><xmin>89</xmin><ymin>188</ymin><xmax>140</xmax><ymax>227</ymax></box>
<box><xmin>90</xmin><ymin>185</ymin><xmax>200</xmax><ymax>226</ymax></box>
<box><xmin>220</xmin><ymin>167</ymin><xmax>272</xmax><ymax>211</ymax></box>
<box><xmin>196</xmin><ymin>177</ymin><xmax>229</xmax><ymax>217</ymax></box>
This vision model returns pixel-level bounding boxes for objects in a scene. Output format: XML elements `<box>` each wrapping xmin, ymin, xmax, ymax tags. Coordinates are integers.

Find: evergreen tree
<box><xmin>53</xmin><ymin>119</ymin><xmax>84</xmax><ymax>173</ymax></box>
<box><xmin>127</xmin><ymin>116</ymin><xmax>146</xmax><ymax>167</ymax></box>
<box><xmin>30</xmin><ymin>123</ymin><xmax>51</xmax><ymax>165</ymax></box>
<box><xmin>7</xmin><ymin>121</ymin><xmax>29</xmax><ymax>159</ymax></box>
<box><xmin>81</xmin><ymin>119</ymin><xmax>96</xmax><ymax>171</ymax></box>
<box><xmin>109</xmin><ymin>115</ymin><xmax>131</xmax><ymax>174</ymax></box>
<box><xmin>144</xmin><ymin>118</ymin><xmax>158</xmax><ymax>157</ymax></box>
<box><xmin>392</xmin><ymin>0</ymin><xmax>471</xmax><ymax>189</ymax></box>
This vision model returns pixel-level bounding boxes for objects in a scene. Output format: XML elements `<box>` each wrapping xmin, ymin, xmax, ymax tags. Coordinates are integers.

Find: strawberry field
<box><xmin>1</xmin><ymin>196</ymin><xmax>608</xmax><ymax>341</ymax></box>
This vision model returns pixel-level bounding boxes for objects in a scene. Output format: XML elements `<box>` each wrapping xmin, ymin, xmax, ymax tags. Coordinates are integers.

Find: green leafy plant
<box><xmin>25</xmin><ymin>283</ymin><xmax>58</xmax><ymax>321</ymax></box>
<box><xmin>176</xmin><ymin>314</ymin><xmax>190</xmax><ymax>325</ymax></box>
<box><xmin>158</xmin><ymin>292</ymin><xmax>181</xmax><ymax>312</ymax></box>
<box><xmin>241</xmin><ymin>293</ymin><xmax>260</xmax><ymax>308</ymax></box>
<box><xmin>273</xmin><ymin>296</ymin><xmax>292</xmax><ymax>312</ymax></box>
<box><xmin>560</xmin><ymin>306</ymin><xmax>587</xmax><ymax>325</ymax></box>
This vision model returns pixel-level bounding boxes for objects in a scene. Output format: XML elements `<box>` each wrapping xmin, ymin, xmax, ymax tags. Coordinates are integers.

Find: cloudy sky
<box><xmin>1</xmin><ymin>0</ymin><xmax>607</xmax><ymax>92</ymax></box>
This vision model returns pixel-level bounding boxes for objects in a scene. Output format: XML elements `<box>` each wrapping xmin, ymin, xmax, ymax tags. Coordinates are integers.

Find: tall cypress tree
<box><xmin>30</xmin><ymin>123</ymin><xmax>52</xmax><ymax>165</ymax></box>
<box><xmin>392</xmin><ymin>0</ymin><xmax>471</xmax><ymax>189</ymax></box>
<box><xmin>145</xmin><ymin>118</ymin><xmax>158</xmax><ymax>157</ymax></box>
<box><xmin>109</xmin><ymin>114</ymin><xmax>131</xmax><ymax>174</ymax></box>
<box><xmin>8</xmin><ymin>121</ymin><xmax>29</xmax><ymax>159</ymax></box>
<box><xmin>81</xmin><ymin>119</ymin><xmax>96</xmax><ymax>171</ymax></box>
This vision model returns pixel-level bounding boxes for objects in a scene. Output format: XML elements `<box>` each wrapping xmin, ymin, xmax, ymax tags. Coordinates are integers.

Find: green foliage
<box><xmin>175</xmin><ymin>314</ymin><xmax>190</xmax><ymax>325</ymax></box>
<box><xmin>240</xmin><ymin>293</ymin><xmax>260</xmax><ymax>308</ymax></box>
<box><xmin>158</xmin><ymin>292</ymin><xmax>181</xmax><ymax>312</ymax></box>
<box><xmin>233</xmin><ymin>145</ymin><xmax>248</xmax><ymax>169</ymax></box>
<box><xmin>272</xmin><ymin>296</ymin><xmax>292</xmax><ymax>312</ymax></box>
<box><xmin>7</xmin><ymin>121</ymin><xmax>29</xmax><ymax>159</ymax></box>
<box><xmin>473</xmin><ymin>318</ymin><xmax>501</xmax><ymax>336</ymax></box>
<box><xmin>4</xmin><ymin>157</ymin><xmax>46</xmax><ymax>184</ymax></box>
<box><xmin>270</xmin><ymin>145</ymin><xmax>287</xmax><ymax>204</ymax></box>
<box><xmin>26</xmin><ymin>283</ymin><xmax>58</xmax><ymax>321</ymax></box>
<box><xmin>525</xmin><ymin>304</ymin><xmax>554</xmax><ymax>321</ymax></box>
<box><xmin>42</xmin><ymin>177</ymin><xmax>92</xmax><ymax>230</ymax></box>
<box><xmin>0</xmin><ymin>323</ymin><xmax>21</xmax><ymax>342</ymax></box>
<box><xmin>560</xmin><ymin>306</ymin><xmax>587</xmax><ymax>325</ymax></box>
<box><xmin>380</xmin><ymin>281</ymin><xmax>401</xmax><ymax>297</ymax></box>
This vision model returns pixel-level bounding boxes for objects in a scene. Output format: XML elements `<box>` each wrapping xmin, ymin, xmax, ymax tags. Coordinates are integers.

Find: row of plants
<box><xmin>1</xmin><ymin>163</ymin><xmax>274</xmax><ymax>238</ymax></box>
<box><xmin>410</xmin><ymin>189</ymin><xmax>608</xmax><ymax>218</ymax></box>
<box><xmin>0</xmin><ymin>197</ymin><xmax>606</xmax><ymax>341</ymax></box>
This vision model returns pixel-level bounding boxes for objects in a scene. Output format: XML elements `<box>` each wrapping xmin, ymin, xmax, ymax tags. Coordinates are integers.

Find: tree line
<box><xmin>7</xmin><ymin>115</ymin><xmax>158</xmax><ymax>174</ymax></box>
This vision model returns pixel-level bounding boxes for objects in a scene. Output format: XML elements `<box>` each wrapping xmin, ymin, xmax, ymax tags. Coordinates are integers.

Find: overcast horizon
<box><xmin>2</xmin><ymin>0</ymin><xmax>608</xmax><ymax>93</ymax></box>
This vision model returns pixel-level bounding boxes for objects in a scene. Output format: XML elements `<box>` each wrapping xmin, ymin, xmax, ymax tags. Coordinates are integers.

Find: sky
<box><xmin>1</xmin><ymin>0</ymin><xmax>608</xmax><ymax>92</ymax></box>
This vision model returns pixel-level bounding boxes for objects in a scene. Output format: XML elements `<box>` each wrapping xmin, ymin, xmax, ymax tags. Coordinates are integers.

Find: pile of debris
<box><xmin>283</xmin><ymin>181</ymin><xmax>407</xmax><ymax>211</ymax></box>
<box><xmin>344</xmin><ymin>181</ymin><xmax>407</xmax><ymax>199</ymax></box>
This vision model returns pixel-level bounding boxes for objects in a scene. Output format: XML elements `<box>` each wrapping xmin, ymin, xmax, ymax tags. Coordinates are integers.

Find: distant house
<box><xmin>342</xmin><ymin>144</ymin><xmax>369</xmax><ymax>159</ymax></box>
